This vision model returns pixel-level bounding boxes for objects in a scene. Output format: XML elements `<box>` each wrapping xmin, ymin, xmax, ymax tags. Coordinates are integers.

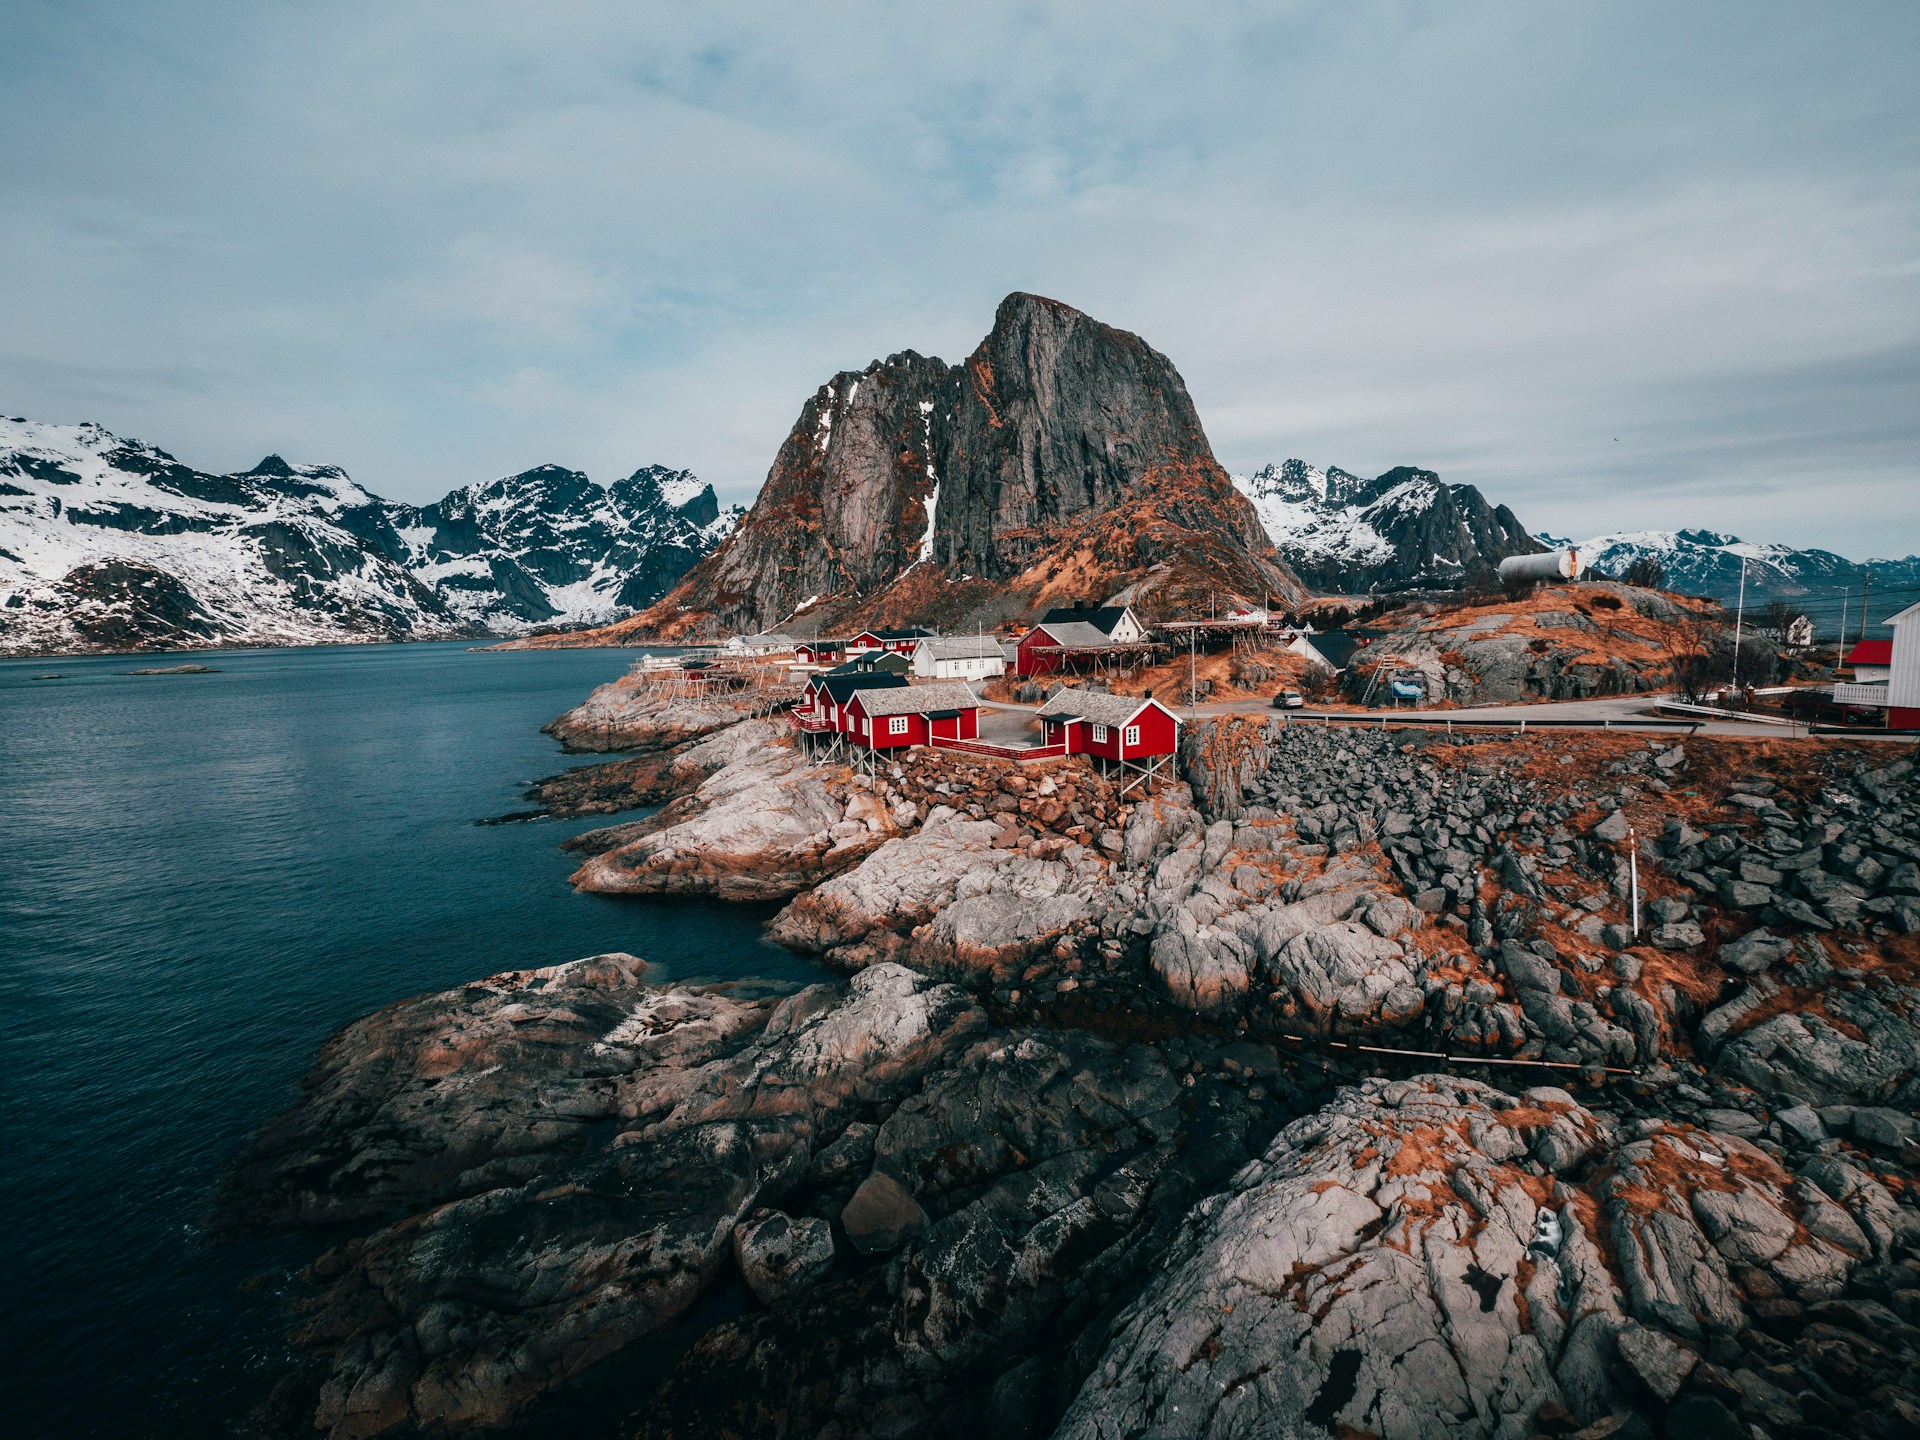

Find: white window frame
<box><xmin>1123</xmin><ymin>724</ymin><xmax>1140</xmax><ymax>747</ymax></box>
<box><xmin>1090</xmin><ymin>723</ymin><xmax>1108</xmax><ymax>743</ymax></box>
<box><xmin>888</xmin><ymin>715</ymin><xmax>910</xmax><ymax>735</ymax></box>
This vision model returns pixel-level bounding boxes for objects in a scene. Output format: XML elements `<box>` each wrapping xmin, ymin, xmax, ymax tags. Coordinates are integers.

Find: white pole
<box><xmin>1731</xmin><ymin>555</ymin><xmax>1747</xmax><ymax>694</ymax></box>
<box><xmin>1837</xmin><ymin>588</ymin><xmax>1849</xmax><ymax>670</ymax></box>
<box><xmin>1628</xmin><ymin>826</ymin><xmax>1640</xmax><ymax>939</ymax></box>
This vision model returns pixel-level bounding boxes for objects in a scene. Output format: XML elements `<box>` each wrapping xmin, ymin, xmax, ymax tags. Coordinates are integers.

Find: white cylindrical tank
<box><xmin>1498</xmin><ymin>550</ymin><xmax>1583</xmax><ymax>584</ymax></box>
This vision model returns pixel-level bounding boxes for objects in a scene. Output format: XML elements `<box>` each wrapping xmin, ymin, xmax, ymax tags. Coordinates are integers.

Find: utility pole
<box><xmin>1731</xmin><ymin>555</ymin><xmax>1748</xmax><ymax>691</ymax></box>
<box><xmin>1838</xmin><ymin>587</ymin><xmax>1849</xmax><ymax>670</ymax></box>
<box><xmin>1860</xmin><ymin>568</ymin><xmax>1873</xmax><ymax>646</ymax></box>
<box><xmin>1628</xmin><ymin>826</ymin><xmax>1641</xmax><ymax>940</ymax></box>
<box><xmin>1187</xmin><ymin>628</ymin><xmax>1197</xmax><ymax>713</ymax></box>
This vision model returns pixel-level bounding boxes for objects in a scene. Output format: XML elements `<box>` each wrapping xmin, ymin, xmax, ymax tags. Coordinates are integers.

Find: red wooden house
<box><xmin>841</xmin><ymin>682</ymin><xmax>981</xmax><ymax>751</ymax></box>
<box><xmin>849</xmin><ymin>627</ymin><xmax>938</xmax><ymax>657</ymax></box>
<box><xmin>794</xmin><ymin>638</ymin><xmax>848</xmax><ymax>666</ymax></box>
<box><xmin>1035</xmin><ymin>687</ymin><xmax>1181</xmax><ymax>792</ymax></box>
<box><xmin>791</xmin><ymin>671</ymin><xmax>908</xmax><ymax>739</ymax></box>
<box><xmin>1013</xmin><ymin>607</ymin><xmax>1157</xmax><ymax>678</ymax></box>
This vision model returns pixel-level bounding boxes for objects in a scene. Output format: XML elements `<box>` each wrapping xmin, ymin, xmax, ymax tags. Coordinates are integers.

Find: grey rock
<box><xmin>1774</xmin><ymin>1104</ymin><xmax>1825</xmax><ymax>1145</ymax></box>
<box><xmin>732</xmin><ymin>1208</ymin><xmax>836</xmax><ymax>1305</ymax></box>
<box><xmin>1851</xmin><ymin>1107</ymin><xmax>1920</xmax><ymax>1150</ymax></box>
<box><xmin>1615</xmin><ymin>1320</ymin><xmax>1697</xmax><ymax>1401</ymax></box>
<box><xmin>1717</xmin><ymin>928</ymin><xmax>1792</xmax><ymax>975</ymax></box>
<box><xmin>840</xmin><ymin>1170</ymin><xmax>927</xmax><ymax>1255</ymax></box>
<box><xmin>1592</xmin><ymin>809</ymin><xmax>1632</xmax><ymax>844</ymax></box>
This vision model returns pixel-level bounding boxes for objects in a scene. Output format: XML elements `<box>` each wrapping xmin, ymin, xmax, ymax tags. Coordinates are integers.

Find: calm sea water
<box><xmin>0</xmin><ymin>641</ymin><xmax>821</xmax><ymax>1438</ymax></box>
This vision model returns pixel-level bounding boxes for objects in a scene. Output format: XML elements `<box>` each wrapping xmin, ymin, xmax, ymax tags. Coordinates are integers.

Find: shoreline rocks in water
<box><xmin>125</xmin><ymin>662</ymin><xmax>219</xmax><ymax>674</ymax></box>
<box><xmin>224</xmin><ymin>708</ymin><xmax>1920</xmax><ymax>1440</ymax></box>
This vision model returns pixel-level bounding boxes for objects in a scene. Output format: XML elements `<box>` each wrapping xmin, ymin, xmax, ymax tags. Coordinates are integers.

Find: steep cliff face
<box><xmin>665</xmin><ymin>352</ymin><xmax>950</xmax><ymax>628</ymax></box>
<box><xmin>623</xmin><ymin>293</ymin><xmax>1301</xmax><ymax>639</ymax></box>
<box><xmin>934</xmin><ymin>294</ymin><xmax>1255</xmax><ymax>577</ymax></box>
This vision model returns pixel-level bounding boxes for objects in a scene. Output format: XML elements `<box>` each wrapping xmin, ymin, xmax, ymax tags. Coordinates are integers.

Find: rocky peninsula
<box><xmin>222</xmin><ymin>674</ymin><xmax>1920</xmax><ymax>1440</ymax></box>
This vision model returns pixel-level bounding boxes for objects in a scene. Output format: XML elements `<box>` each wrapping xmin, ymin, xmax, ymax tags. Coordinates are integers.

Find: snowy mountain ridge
<box><xmin>1542</xmin><ymin>526</ymin><xmax>1920</xmax><ymax>632</ymax></box>
<box><xmin>0</xmin><ymin>418</ymin><xmax>740</xmax><ymax>655</ymax></box>
<box><xmin>1232</xmin><ymin>460</ymin><xmax>1539</xmax><ymax>592</ymax></box>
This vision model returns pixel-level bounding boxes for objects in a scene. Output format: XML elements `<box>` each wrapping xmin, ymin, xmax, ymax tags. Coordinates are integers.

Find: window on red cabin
<box><xmin>889</xmin><ymin>716</ymin><xmax>909</xmax><ymax>735</ymax></box>
<box><xmin>1123</xmin><ymin>725</ymin><xmax>1140</xmax><ymax>747</ymax></box>
<box><xmin>1090</xmin><ymin>723</ymin><xmax>1107</xmax><ymax>743</ymax></box>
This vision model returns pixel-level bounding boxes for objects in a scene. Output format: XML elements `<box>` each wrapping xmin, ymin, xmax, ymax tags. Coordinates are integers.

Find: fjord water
<box><xmin>0</xmin><ymin>641</ymin><xmax>817</xmax><ymax>1437</ymax></box>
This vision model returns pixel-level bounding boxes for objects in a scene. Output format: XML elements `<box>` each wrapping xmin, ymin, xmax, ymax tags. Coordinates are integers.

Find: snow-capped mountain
<box><xmin>0</xmin><ymin>418</ymin><xmax>740</xmax><ymax>655</ymax></box>
<box><xmin>1544</xmin><ymin>527</ymin><xmax>1920</xmax><ymax>634</ymax></box>
<box><xmin>1233</xmin><ymin>460</ymin><xmax>1540</xmax><ymax>593</ymax></box>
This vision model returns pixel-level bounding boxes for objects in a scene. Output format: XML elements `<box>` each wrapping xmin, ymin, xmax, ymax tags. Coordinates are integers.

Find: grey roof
<box><xmin>851</xmin><ymin>681</ymin><xmax>980</xmax><ymax>716</ymax></box>
<box><xmin>1040</xmin><ymin>603</ymin><xmax>1132</xmax><ymax>635</ymax></box>
<box><xmin>1031</xmin><ymin>620</ymin><xmax>1134</xmax><ymax>649</ymax></box>
<box><xmin>811</xmin><ymin>672</ymin><xmax>908</xmax><ymax>704</ymax></box>
<box><xmin>915</xmin><ymin>635</ymin><xmax>1003</xmax><ymax>660</ymax></box>
<box><xmin>1037</xmin><ymin>687</ymin><xmax>1177</xmax><ymax>728</ymax></box>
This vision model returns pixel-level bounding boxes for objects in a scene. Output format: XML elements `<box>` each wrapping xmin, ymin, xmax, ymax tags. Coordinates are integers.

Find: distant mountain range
<box><xmin>1231</xmin><ymin>460</ymin><xmax>1539</xmax><ymax>593</ymax></box>
<box><xmin>8</xmin><ymin>341</ymin><xmax>1908</xmax><ymax>658</ymax></box>
<box><xmin>0</xmin><ymin>418</ymin><xmax>739</xmax><ymax>654</ymax></box>
<box><xmin>1540</xmin><ymin>528</ymin><xmax>1920</xmax><ymax>636</ymax></box>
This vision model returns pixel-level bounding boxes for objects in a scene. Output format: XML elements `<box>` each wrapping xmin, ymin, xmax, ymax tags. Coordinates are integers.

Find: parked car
<box><xmin>1271</xmin><ymin>689</ymin><xmax>1304</xmax><ymax>709</ymax></box>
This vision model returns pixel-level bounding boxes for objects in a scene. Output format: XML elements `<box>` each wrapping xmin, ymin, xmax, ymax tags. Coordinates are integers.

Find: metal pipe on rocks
<box><xmin>1498</xmin><ymin>549</ymin><xmax>1585</xmax><ymax>584</ymax></box>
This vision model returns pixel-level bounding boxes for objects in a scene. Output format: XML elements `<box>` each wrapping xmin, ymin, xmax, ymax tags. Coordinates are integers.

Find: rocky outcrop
<box><xmin>1055</xmin><ymin>1074</ymin><xmax>1907</xmax><ymax>1440</ymax></box>
<box><xmin>626</xmin><ymin>1026</ymin><xmax>1291</xmax><ymax>1440</ymax></box>
<box><xmin>539</xmin><ymin>668</ymin><xmax>788</xmax><ymax>753</ymax></box>
<box><xmin>598</xmin><ymin>293</ymin><xmax>1303</xmax><ymax>641</ymax></box>
<box><xmin>1353</xmin><ymin>583</ymin><xmax>1716</xmax><ymax>704</ymax></box>
<box><xmin>637</xmin><ymin>352</ymin><xmax>953</xmax><ymax>634</ymax></box>
<box><xmin>223</xmin><ymin>706</ymin><xmax>1920</xmax><ymax>1440</ymax></box>
<box><xmin>227</xmin><ymin>962</ymin><xmax>989</xmax><ymax>1437</ymax></box>
<box><xmin>566</xmin><ymin>726</ymin><xmax>892</xmax><ymax>901</ymax></box>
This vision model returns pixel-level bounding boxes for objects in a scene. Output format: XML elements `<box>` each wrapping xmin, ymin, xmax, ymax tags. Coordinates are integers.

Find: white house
<box><xmin>1888</xmin><ymin>602</ymin><xmax>1920</xmax><ymax>728</ymax></box>
<box><xmin>722</xmin><ymin>632</ymin><xmax>795</xmax><ymax>657</ymax></box>
<box><xmin>911</xmin><ymin>634</ymin><xmax>1007</xmax><ymax>680</ymax></box>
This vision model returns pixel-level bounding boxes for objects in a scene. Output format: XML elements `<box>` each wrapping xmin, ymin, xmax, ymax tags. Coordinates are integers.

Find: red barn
<box><xmin>842</xmin><ymin>682</ymin><xmax>981</xmax><ymax>751</ymax></box>
<box><xmin>1035</xmin><ymin>687</ymin><xmax>1181</xmax><ymax>792</ymax></box>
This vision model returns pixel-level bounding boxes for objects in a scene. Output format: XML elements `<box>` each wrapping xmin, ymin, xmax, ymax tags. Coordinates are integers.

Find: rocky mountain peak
<box><xmin>626</xmin><ymin>293</ymin><xmax>1300</xmax><ymax>639</ymax></box>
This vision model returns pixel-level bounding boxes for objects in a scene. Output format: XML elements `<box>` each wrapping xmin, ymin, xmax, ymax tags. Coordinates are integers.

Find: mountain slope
<box><xmin>1234</xmin><ymin>460</ymin><xmax>1541</xmax><ymax>592</ymax></box>
<box><xmin>0</xmin><ymin>419</ymin><xmax>736</xmax><ymax>655</ymax></box>
<box><xmin>587</xmin><ymin>292</ymin><xmax>1303</xmax><ymax>642</ymax></box>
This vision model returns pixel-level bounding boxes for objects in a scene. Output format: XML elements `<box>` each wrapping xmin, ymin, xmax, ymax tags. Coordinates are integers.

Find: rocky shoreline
<box><xmin>221</xmin><ymin>678</ymin><xmax>1920</xmax><ymax>1440</ymax></box>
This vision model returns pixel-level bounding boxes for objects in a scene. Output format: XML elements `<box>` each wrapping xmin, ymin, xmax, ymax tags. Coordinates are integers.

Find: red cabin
<box><xmin>841</xmin><ymin>682</ymin><xmax>981</xmax><ymax>750</ymax></box>
<box><xmin>1013</xmin><ymin>611</ymin><xmax>1155</xmax><ymax>678</ymax></box>
<box><xmin>850</xmin><ymin>627</ymin><xmax>937</xmax><ymax>657</ymax></box>
<box><xmin>1036</xmin><ymin>687</ymin><xmax>1181</xmax><ymax>768</ymax></box>
<box><xmin>792</xmin><ymin>671</ymin><xmax>908</xmax><ymax>735</ymax></box>
<box><xmin>794</xmin><ymin>639</ymin><xmax>848</xmax><ymax>666</ymax></box>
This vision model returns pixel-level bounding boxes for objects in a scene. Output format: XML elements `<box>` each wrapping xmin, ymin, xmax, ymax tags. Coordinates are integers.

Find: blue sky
<box><xmin>4</xmin><ymin>1</ymin><xmax>1917</xmax><ymax>557</ymax></box>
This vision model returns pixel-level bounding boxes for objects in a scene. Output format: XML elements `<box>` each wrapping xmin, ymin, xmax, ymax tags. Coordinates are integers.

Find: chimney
<box><xmin>1143</xmin><ymin>688</ymin><xmax>1152</xmax><ymax>699</ymax></box>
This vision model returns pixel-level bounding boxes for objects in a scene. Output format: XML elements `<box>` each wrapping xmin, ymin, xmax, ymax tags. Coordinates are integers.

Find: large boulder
<box><xmin>569</xmin><ymin>735</ymin><xmax>890</xmax><ymax>900</ymax></box>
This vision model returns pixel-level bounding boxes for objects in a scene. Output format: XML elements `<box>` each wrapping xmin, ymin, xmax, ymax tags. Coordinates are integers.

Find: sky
<box><xmin>3</xmin><ymin>1</ymin><xmax>1917</xmax><ymax>559</ymax></box>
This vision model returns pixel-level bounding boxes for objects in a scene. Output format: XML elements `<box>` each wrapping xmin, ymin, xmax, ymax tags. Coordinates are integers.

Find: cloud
<box><xmin>2</xmin><ymin>0</ymin><xmax>1915</xmax><ymax>556</ymax></box>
